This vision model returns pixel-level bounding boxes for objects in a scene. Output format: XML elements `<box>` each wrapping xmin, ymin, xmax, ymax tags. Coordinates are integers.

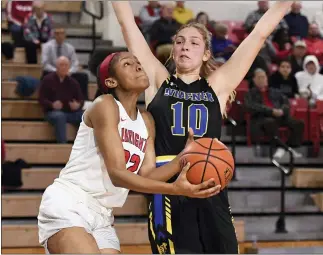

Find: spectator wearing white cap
<box><xmin>289</xmin><ymin>40</ymin><xmax>307</xmax><ymax>76</ymax></box>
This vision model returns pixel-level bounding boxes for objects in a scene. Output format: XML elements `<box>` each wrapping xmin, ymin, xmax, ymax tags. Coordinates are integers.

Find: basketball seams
<box><xmin>195</xmin><ymin>139</ymin><xmax>229</xmax><ymax>151</ymax></box>
<box><xmin>182</xmin><ymin>152</ymin><xmax>234</xmax><ymax>171</ymax></box>
<box><xmin>207</xmin><ymin>160</ymin><xmax>223</xmax><ymax>187</ymax></box>
<box><xmin>207</xmin><ymin>154</ymin><xmax>234</xmax><ymax>170</ymax></box>
<box><xmin>200</xmin><ymin>139</ymin><xmax>213</xmax><ymax>183</ymax></box>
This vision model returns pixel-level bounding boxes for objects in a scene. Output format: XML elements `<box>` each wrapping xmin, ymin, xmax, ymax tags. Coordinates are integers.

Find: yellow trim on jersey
<box><xmin>156</xmin><ymin>155</ymin><xmax>176</xmax><ymax>164</ymax></box>
<box><xmin>164</xmin><ymin>195</ymin><xmax>174</xmax><ymax>253</ymax></box>
<box><xmin>169</xmin><ymin>240</ymin><xmax>175</xmax><ymax>254</ymax></box>
<box><xmin>149</xmin><ymin>212</ymin><xmax>156</xmax><ymax>240</ymax></box>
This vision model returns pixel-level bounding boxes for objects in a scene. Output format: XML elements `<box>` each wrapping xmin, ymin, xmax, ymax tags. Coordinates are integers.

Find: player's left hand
<box><xmin>173</xmin><ymin>162</ymin><xmax>222</xmax><ymax>198</ymax></box>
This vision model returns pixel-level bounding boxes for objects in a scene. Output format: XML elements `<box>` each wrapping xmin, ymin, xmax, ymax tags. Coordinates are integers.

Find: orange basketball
<box><xmin>180</xmin><ymin>138</ymin><xmax>234</xmax><ymax>189</ymax></box>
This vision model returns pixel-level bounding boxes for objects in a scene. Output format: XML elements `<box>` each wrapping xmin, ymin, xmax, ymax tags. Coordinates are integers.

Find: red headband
<box><xmin>99</xmin><ymin>52</ymin><xmax>118</xmax><ymax>92</ymax></box>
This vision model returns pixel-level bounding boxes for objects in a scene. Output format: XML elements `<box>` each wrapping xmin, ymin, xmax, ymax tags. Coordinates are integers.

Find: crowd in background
<box><xmin>2</xmin><ymin>0</ymin><xmax>323</xmax><ymax>158</ymax></box>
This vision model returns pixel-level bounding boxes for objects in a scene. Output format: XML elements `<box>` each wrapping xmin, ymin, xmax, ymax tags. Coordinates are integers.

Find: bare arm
<box><xmin>208</xmin><ymin>1</ymin><xmax>293</xmax><ymax>113</ymax></box>
<box><xmin>139</xmin><ymin>112</ymin><xmax>183</xmax><ymax>182</ymax></box>
<box><xmin>87</xmin><ymin>95</ymin><xmax>217</xmax><ymax>197</ymax></box>
<box><xmin>112</xmin><ymin>2</ymin><xmax>169</xmax><ymax>106</ymax></box>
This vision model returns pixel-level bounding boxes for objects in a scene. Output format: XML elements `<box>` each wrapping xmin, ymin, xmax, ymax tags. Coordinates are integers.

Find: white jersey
<box><xmin>55</xmin><ymin>99</ymin><xmax>148</xmax><ymax>208</ymax></box>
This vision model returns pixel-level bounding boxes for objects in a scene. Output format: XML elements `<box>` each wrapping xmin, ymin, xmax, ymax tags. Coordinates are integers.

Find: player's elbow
<box><xmin>251</xmin><ymin>27</ymin><xmax>267</xmax><ymax>42</ymax></box>
<box><xmin>108</xmin><ymin>170</ymin><xmax>124</xmax><ymax>188</ymax></box>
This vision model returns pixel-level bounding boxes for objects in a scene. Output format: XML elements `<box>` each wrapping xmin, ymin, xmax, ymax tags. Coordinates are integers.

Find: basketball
<box><xmin>180</xmin><ymin>138</ymin><xmax>234</xmax><ymax>189</ymax></box>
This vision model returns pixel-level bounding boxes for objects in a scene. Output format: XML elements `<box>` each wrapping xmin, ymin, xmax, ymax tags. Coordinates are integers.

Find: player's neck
<box><xmin>175</xmin><ymin>71</ymin><xmax>201</xmax><ymax>85</ymax></box>
<box><xmin>118</xmin><ymin>94</ymin><xmax>138</xmax><ymax>120</ymax></box>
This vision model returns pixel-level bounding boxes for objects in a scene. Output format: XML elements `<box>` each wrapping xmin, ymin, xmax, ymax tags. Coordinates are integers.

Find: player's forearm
<box><xmin>253</xmin><ymin>2</ymin><xmax>293</xmax><ymax>39</ymax></box>
<box><xmin>112</xmin><ymin>1</ymin><xmax>135</xmax><ymax>27</ymax></box>
<box><xmin>109</xmin><ymin>169</ymin><xmax>177</xmax><ymax>195</ymax></box>
<box><xmin>144</xmin><ymin>156</ymin><xmax>182</xmax><ymax>182</ymax></box>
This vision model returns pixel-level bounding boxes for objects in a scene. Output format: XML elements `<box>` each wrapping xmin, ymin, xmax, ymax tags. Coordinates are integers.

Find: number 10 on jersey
<box><xmin>171</xmin><ymin>102</ymin><xmax>208</xmax><ymax>137</ymax></box>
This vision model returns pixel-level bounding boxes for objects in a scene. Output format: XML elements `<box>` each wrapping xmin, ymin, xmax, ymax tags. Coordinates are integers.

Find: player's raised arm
<box><xmin>87</xmin><ymin>96</ymin><xmax>218</xmax><ymax>198</ymax></box>
<box><xmin>208</xmin><ymin>1</ymin><xmax>293</xmax><ymax>103</ymax></box>
<box><xmin>111</xmin><ymin>1</ymin><xmax>169</xmax><ymax>105</ymax></box>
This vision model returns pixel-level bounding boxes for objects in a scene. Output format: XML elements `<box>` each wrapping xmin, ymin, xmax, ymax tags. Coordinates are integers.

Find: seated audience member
<box><xmin>139</xmin><ymin>1</ymin><xmax>161</xmax><ymax>41</ymax></box>
<box><xmin>272</xmin><ymin>28</ymin><xmax>293</xmax><ymax>61</ymax></box>
<box><xmin>195</xmin><ymin>12</ymin><xmax>209</xmax><ymax>26</ymax></box>
<box><xmin>41</xmin><ymin>26</ymin><xmax>89</xmax><ymax>99</ymax></box>
<box><xmin>23</xmin><ymin>1</ymin><xmax>53</xmax><ymax>64</ymax></box>
<box><xmin>211</xmin><ymin>23</ymin><xmax>236</xmax><ymax>61</ymax></box>
<box><xmin>38</xmin><ymin>56</ymin><xmax>84</xmax><ymax>144</ymax></box>
<box><xmin>6</xmin><ymin>1</ymin><xmax>33</xmax><ymax>47</ymax></box>
<box><xmin>245</xmin><ymin>68</ymin><xmax>304</xmax><ymax>158</ymax></box>
<box><xmin>313</xmin><ymin>4</ymin><xmax>323</xmax><ymax>37</ymax></box>
<box><xmin>1</xmin><ymin>42</ymin><xmax>14</xmax><ymax>61</ymax></box>
<box><xmin>259</xmin><ymin>39</ymin><xmax>277</xmax><ymax>67</ymax></box>
<box><xmin>304</xmin><ymin>23</ymin><xmax>323</xmax><ymax>65</ymax></box>
<box><xmin>289</xmin><ymin>40</ymin><xmax>307</xmax><ymax>75</ymax></box>
<box><xmin>173</xmin><ymin>1</ymin><xmax>193</xmax><ymax>25</ymax></box>
<box><xmin>244</xmin><ymin>1</ymin><xmax>288</xmax><ymax>34</ymax></box>
<box><xmin>246</xmin><ymin>55</ymin><xmax>270</xmax><ymax>82</ymax></box>
<box><xmin>150</xmin><ymin>4</ymin><xmax>180</xmax><ymax>64</ymax></box>
<box><xmin>284</xmin><ymin>2</ymin><xmax>309</xmax><ymax>39</ymax></box>
<box><xmin>270</xmin><ymin>59</ymin><xmax>299</xmax><ymax>98</ymax></box>
<box><xmin>295</xmin><ymin>55</ymin><xmax>323</xmax><ymax>100</ymax></box>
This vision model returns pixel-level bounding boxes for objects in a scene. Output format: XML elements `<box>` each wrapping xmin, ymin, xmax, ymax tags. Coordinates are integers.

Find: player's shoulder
<box><xmin>140</xmin><ymin>109</ymin><xmax>155</xmax><ymax>126</ymax></box>
<box><xmin>139</xmin><ymin>109</ymin><xmax>155</xmax><ymax>136</ymax></box>
<box><xmin>87</xmin><ymin>94</ymin><xmax>119</xmax><ymax>120</ymax></box>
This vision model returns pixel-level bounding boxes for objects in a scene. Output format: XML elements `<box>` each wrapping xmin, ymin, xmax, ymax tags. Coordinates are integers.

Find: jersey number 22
<box><xmin>171</xmin><ymin>102</ymin><xmax>208</xmax><ymax>137</ymax></box>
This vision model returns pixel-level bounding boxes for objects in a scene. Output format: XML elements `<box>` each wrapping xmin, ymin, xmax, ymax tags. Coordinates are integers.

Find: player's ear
<box><xmin>105</xmin><ymin>77</ymin><xmax>118</xmax><ymax>89</ymax></box>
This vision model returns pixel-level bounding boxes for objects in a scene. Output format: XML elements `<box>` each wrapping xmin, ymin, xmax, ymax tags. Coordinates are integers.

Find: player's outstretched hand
<box><xmin>172</xmin><ymin>161</ymin><xmax>221</xmax><ymax>198</ymax></box>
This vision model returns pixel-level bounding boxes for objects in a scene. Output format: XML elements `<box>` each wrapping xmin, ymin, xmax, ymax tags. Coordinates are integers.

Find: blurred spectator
<box><xmin>244</xmin><ymin>1</ymin><xmax>288</xmax><ymax>34</ymax></box>
<box><xmin>313</xmin><ymin>4</ymin><xmax>323</xmax><ymax>37</ymax></box>
<box><xmin>196</xmin><ymin>12</ymin><xmax>209</xmax><ymax>26</ymax></box>
<box><xmin>173</xmin><ymin>1</ymin><xmax>193</xmax><ymax>25</ymax></box>
<box><xmin>6</xmin><ymin>1</ymin><xmax>33</xmax><ymax>47</ymax></box>
<box><xmin>269</xmin><ymin>59</ymin><xmax>299</xmax><ymax>98</ymax></box>
<box><xmin>150</xmin><ymin>4</ymin><xmax>180</xmax><ymax>64</ymax></box>
<box><xmin>139</xmin><ymin>1</ymin><xmax>161</xmax><ymax>41</ymax></box>
<box><xmin>41</xmin><ymin>26</ymin><xmax>89</xmax><ymax>99</ymax></box>
<box><xmin>23</xmin><ymin>1</ymin><xmax>53</xmax><ymax>64</ymax></box>
<box><xmin>304</xmin><ymin>23</ymin><xmax>323</xmax><ymax>65</ymax></box>
<box><xmin>211</xmin><ymin>23</ymin><xmax>236</xmax><ymax>61</ymax></box>
<box><xmin>272</xmin><ymin>28</ymin><xmax>293</xmax><ymax>61</ymax></box>
<box><xmin>1</xmin><ymin>42</ymin><xmax>14</xmax><ymax>61</ymax></box>
<box><xmin>245</xmin><ymin>68</ymin><xmax>304</xmax><ymax>159</ymax></box>
<box><xmin>295</xmin><ymin>55</ymin><xmax>323</xmax><ymax>100</ymax></box>
<box><xmin>245</xmin><ymin>55</ymin><xmax>270</xmax><ymax>82</ymax></box>
<box><xmin>284</xmin><ymin>2</ymin><xmax>309</xmax><ymax>39</ymax></box>
<box><xmin>258</xmin><ymin>39</ymin><xmax>277</xmax><ymax>67</ymax></box>
<box><xmin>289</xmin><ymin>40</ymin><xmax>307</xmax><ymax>75</ymax></box>
<box><xmin>38</xmin><ymin>56</ymin><xmax>84</xmax><ymax>144</ymax></box>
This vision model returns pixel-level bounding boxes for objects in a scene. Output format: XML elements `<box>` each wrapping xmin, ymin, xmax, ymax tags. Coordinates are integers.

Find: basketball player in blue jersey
<box><xmin>113</xmin><ymin>1</ymin><xmax>294</xmax><ymax>254</ymax></box>
<box><xmin>37</xmin><ymin>52</ymin><xmax>220</xmax><ymax>254</ymax></box>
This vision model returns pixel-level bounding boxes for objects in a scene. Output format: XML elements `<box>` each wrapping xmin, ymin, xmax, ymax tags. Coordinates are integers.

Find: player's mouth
<box><xmin>180</xmin><ymin>55</ymin><xmax>190</xmax><ymax>60</ymax></box>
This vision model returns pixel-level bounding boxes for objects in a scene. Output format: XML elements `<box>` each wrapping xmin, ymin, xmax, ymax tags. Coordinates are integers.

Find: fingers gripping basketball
<box><xmin>180</xmin><ymin>138</ymin><xmax>234</xmax><ymax>189</ymax></box>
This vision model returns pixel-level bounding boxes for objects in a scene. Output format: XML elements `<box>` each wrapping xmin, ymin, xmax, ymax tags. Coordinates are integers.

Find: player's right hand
<box><xmin>172</xmin><ymin>161</ymin><xmax>221</xmax><ymax>198</ymax></box>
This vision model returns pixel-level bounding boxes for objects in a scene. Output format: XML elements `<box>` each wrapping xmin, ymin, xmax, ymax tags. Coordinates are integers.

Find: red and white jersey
<box><xmin>6</xmin><ymin>1</ymin><xmax>33</xmax><ymax>26</ymax></box>
<box><xmin>56</xmin><ymin>99</ymin><xmax>148</xmax><ymax>208</ymax></box>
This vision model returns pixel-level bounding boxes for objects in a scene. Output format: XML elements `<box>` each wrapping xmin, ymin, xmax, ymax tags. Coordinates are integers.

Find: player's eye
<box><xmin>124</xmin><ymin>62</ymin><xmax>130</xmax><ymax>67</ymax></box>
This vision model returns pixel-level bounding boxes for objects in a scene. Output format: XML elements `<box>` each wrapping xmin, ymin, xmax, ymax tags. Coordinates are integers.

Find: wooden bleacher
<box><xmin>2</xmin><ymin>194</ymin><xmax>148</xmax><ymax>217</ymax></box>
<box><xmin>2</xmin><ymin>63</ymin><xmax>42</xmax><ymax>80</ymax></box>
<box><xmin>2</xmin><ymin>81</ymin><xmax>98</xmax><ymax>101</ymax></box>
<box><xmin>1</xmin><ymin>220</ymin><xmax>246</xmax><ymax>248</ymax></box>
<box><xmin>311</xmin><ymin>193</ymin><xmax>323</xmax><ymax>212</ymax></box>
<box><xmin>291</xmin><ymin>168</ymin><xmax>323</xmax><ymax>188</ymax></box>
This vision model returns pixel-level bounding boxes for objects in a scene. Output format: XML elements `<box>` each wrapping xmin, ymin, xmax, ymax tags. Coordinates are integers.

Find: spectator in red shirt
<box><xmin>6</xmin><ymin>1</ymin><xmax>33</xmax><ymax>47</ymax></box>
<box><xmin>304</xmin><ymin>23</ymin><xmax>323</xmax><ymax>65</ymax></box>
<box><xmin>272</xmin><ymin>28</ymin><xmax>293</xmax><ymax>61</ymax></box>
<box><xmin>38</xmin><ymin>56</ymin><xmax>84</xmax><ymax>144</ymax></box>
<box><xmin>245</xmin><ymin>68</ymin><xmax>304</xmax><ymax>158</ymax></box>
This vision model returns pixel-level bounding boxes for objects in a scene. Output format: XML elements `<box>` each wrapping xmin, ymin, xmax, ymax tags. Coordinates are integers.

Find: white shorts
<box><xmin>38</xmin><ymin>180</ymin><xmax>120</xmax><ymax>253</ymax></box>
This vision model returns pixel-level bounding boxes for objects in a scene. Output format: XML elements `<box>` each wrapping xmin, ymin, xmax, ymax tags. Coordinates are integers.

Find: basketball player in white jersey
<box><xmin>38</xmin><ymin>52</ymin><xmax>220</xmax><ymax>254</ymax></box>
